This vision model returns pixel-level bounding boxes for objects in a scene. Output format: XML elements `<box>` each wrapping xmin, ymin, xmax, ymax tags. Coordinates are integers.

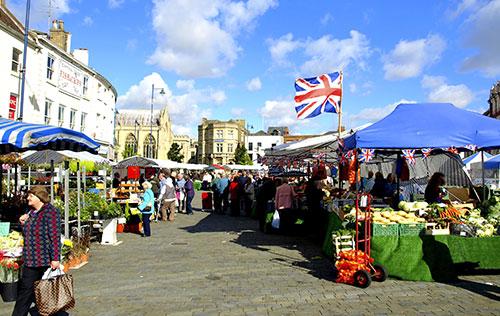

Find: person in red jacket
<box><xmin>229</xmin><ymin>175</ymin><xmax>241</xmax><ymax>216</ymax></box>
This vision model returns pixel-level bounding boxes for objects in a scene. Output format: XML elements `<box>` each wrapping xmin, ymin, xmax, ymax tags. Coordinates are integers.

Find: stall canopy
<box><xmin>484</xmin><ymin>154</ymin><xmax>500</xmax><ymax>169</ymax></box>
<box><xmin>224</xmin><ymin>164</ymin><xmax>266</xmax><ymax>171</ymax></box>
<box><xmin>343</xmin><ymin>103</ymin><xmax>500</xmax><ymax>151</ymax></box>
<box><xmin>462</xmin><ymin>152</ymin><xmax>492</xmax><ymax>170</ymax></box>
<box><xmin>0</xmin><ymin>118</ymin><xmax>100</xmax><ymax>153</ymax></box>
<box><xmin>114</xmin><ymin>156</ymin><xmax>208</xmax><ymax>170</ymax></box>
<box><xmin>20</xmin><ymin>150</ymin><xmax>109</xmax><ymax>164</ymax></box>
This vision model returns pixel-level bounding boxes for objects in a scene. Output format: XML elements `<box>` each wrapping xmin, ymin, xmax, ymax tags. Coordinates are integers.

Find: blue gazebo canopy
<box><xmin>343</xmin><ymin>103</ymin><xmax>500</xmax><ymax>151</ymax></box>
<box><xmin>0</xmin><ymin>118</ymin><xmax>100</xmax><ymax>154</ymax></box>
<box><xmin>484</xmin><ymin>154</ymin><xmax>500</xmax><ymax>170</ymax></box>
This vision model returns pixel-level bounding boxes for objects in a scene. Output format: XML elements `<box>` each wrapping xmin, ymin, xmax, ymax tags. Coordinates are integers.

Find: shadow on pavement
<box><xmin>180</xmin><ymin>212</ymin><xmax>337</xmax><ymax>282</ymax></box>
<box><xmin>446</xmin><ymin>278</ymin><xmax>500</xmax><ymax>301</ymax></box>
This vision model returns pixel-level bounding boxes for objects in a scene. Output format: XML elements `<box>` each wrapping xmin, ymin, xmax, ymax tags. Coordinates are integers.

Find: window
<box><xmin>143</xmin><ymin>134</ymin><xmax>156</xmax><ymax>158</ymax></box>
<box><xmin>80</xmin><ymin>112</ymin><xmax>87</xmax><ymax>132</ymax></box>
<box><xmin>248</xmin><ymin>142</ymin><xmax>253</xmax><ymax>151</ymax></box>
<box><xmin>83</xmin><ymin>76</ymin><xmax>89</xmax><ymax>95</ymax></box>
<box><xmin>216</xmin><ymin>129</ymin><xmax>223</xmax><ymax>138</ymax></box>
<box><xmin>69</xmin><ymin>109</ymin><xmax>76</xmax><ymax>129</ymax></box>
<box><xmin>44</xmin><ymin>99</ymin><xmax>52</xmax><ymax>124</ymax></box>
<box><xmin>257</xmin><ymin>142</ymin><xmax>262</xmax><ymax>148</ymax></box>
<box><xmin>228</xmin><ymin>130</ymin><xmax>234</xmax><ymax>139</ymax></box>
<box><xmin>124</xmin><ymin>133</ymin><xmax>137</xmax><ymax>157</ymax></box>
<box><xmin>58</xmin><ymin>105</ymin><xmax>65</xmax><ymax>127</ymax></box>
<box><xmin>227</xmin><ymin>143</ymin><xmax>233</xmax><ymax>153</ymax></box>
<box><xmin>46</xmin><ymin>55</ymin><xmax>55</xmax><ymax>79</ymax></box>
<box><xmin>216</xmin><ymin>143</ymin><xmax>223</xmax><ymax>153</ymax></box>
<box><xmin>11</xmin><ymin>48</ymin><xmax>21</xmax><ymax>72</ymax></box>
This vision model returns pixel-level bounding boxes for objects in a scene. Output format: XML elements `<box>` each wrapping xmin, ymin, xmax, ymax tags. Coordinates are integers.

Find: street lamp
<box><xmin>150</xmin><ymin>84</ymin><xmax>165</xmax><ymax>158</ymax></box>
<box><xmin>19</xmin><ymin>0</ymin><xmax>32</xmax><ymax>121</ymax></box>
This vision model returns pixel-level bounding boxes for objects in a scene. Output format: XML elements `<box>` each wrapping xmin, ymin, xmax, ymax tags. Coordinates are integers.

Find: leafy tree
<box><xmin>122</xmin><ymin>145</ymin><xmax>136</xmax><ymax>159</ymax></box>
<box><xmin>168</xmin><ymin>143</ymin><xmax>184</xmax><ymax>162</ymax></box>
<box><xmin>234</xmin><ymin>143</ymin><xmax>253</xmax><ymax>165</ymax></box>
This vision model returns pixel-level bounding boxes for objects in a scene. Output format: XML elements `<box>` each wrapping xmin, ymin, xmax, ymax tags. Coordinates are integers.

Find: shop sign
<box><xmin>8</xmin><ymin>94</ymin><xmax>17</xmax><ymax>120</ymax></box>
<box><xmin>58</xmin><ymin>60</ymin><xmax>83</xmax><ymax>97</ymax></box>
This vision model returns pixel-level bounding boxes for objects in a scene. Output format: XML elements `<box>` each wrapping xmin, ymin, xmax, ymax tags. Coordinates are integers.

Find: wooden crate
<box><xmin>332</xmin><ymin>234</ymin><xmax>354</xmax><ymax>257</ymax></box>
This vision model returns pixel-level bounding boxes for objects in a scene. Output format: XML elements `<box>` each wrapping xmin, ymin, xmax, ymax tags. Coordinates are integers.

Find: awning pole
<box><xmin>64</xmin><ymin>168</ymin><xmax>69</xmax><ymax>239</ymax></box>
<box><xmin>50</xmin><ymin>160</ymin><xmax>54</xmax><ymax>203</ymax></box>
<box><xmin>27</xmin><ymin>165</ymin><xmax>31</xmax><ymax>190</ymax></box>
<box><xmin>77</xmin><ymin>161</ymin><xmax>81</xmax><ymax>238</ymax></box>
<box><xmin>481</xmin><ymin>150</ymin><xmax>485</xmax><ymax>201</ymax></box>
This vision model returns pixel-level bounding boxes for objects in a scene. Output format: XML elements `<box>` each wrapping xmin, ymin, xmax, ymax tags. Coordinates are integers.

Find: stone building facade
<box><xmin>0</xmin><ymin>3</ymin><xmax>116</xmax><ymax>157</ymax></box>
<box><xmin>172</xmin><ymin>135</ymin><xmax>197</xmax><ymax>163</ymax></box>
<box><xmin>114</xmin><ymin>108</ymin><xmax>174</xmax><ymax>161</ymax></box>
<box><xmin>487</xmin><ymin>81</ymin><xmax>500</xmax><ymax>119</ymax></box>
<box><xmin>197</xmin><ymin>118</ymin><xmax>246</xmax><ymax>165</ymax></box>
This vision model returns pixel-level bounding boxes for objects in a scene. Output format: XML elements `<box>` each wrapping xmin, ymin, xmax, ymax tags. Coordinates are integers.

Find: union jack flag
<box><xmin>294</xmin><ymin>72</ymin><xmax>342</xmax><ymax>119</ymax></box>
<box><xmin>447</xmin><ymin>147</ymin><xmax>459</xmax><ymax>154</ymax></box>
<box><xmin>465</xmin><ymin>144</ymin><xmax>477</xmax><ymax>152</ymax></box>
<box><xmin>421</xmin><ymin>148</ymin><xmax>432</xmax><ymax>159</ymax></box>
<box><xmin>358</xmin><ymin>149</ymin><xmax>375</xmax><ymax>163</ymax></box>
<box><xmin>340</xmin><ymin>153</ymin><xmax>348</xmax><ymax>165</ymax></box>
<box><xmin>402</xmin><ymin>149</ymin><xmax>416</xmax><ymax>165</ymax></box>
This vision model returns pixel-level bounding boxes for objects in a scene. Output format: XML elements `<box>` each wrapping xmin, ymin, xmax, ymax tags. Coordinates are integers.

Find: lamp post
<box><xmin>150</xmin><ymin>84</ymin><xmax>165</xmax><ymax>158</ymax></box>
<box><xmin>19</xmin><ymin>0</ymin><xmax>32</xmax><ymax>121</ymax></box>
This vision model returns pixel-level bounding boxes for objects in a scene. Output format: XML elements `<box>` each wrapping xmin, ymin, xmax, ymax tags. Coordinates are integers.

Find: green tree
<box><xmin>122</xmin><ymin>146</ymin><xmax>136</xmax><ymax>159</ymax></box>
<box><xmin>234</xmin><ymin>143</ymin><xmax>253</xmax><ymax>165</ymax></box>
<box><xmin>167</xmin><ymin>143</ymin><xmax>184</xmax><ymax>162</ymax></box>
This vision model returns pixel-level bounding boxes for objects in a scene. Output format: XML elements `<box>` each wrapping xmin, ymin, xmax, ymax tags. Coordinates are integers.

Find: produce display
<box><xmin>341</xmin><ymin>194</ymin><xmax>500</xmax><ymax>237</ymax></box>
<box><xmin>335</xmin><ymin>250</ymin><xmax>373</xmax><ymax>285</ymax></box>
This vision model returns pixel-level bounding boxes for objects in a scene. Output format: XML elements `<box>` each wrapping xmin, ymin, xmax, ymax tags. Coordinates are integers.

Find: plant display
<box><xmin>0</xmin><ymin>231</ymin><xmax>24</xmax><ymax>283</ymax></box>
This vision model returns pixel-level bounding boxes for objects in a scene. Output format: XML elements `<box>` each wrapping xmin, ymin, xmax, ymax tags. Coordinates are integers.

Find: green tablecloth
<box><xmin>371</xmin><ymin>235</ymin><xmax>500</xmax><ymax>281</ymax></box>
<box><xmin>322</xmin><ymin>213</ymin><xmax>500</xmax><ymax>281</ymax></box>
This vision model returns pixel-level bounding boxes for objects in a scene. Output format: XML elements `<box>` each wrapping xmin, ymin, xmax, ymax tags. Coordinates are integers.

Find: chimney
<box><xmin>73</xmin><ymin>48</ymin><xmax>89</xmax><ymax>65</ymax></box>
<box><xmin>49</xmin><ymin>19</ymin><xmax>71</xmax><ymax>53</ymax></box>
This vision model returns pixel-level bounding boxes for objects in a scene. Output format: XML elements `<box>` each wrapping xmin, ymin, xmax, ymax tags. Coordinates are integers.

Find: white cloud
<box><xmin>460</xmin><ymin>0</ymin><xmax>500</xmax><ymax>77</ymax></box>
<box><xmin>8</xmin><ymin>0</ymin><xmax>71</xmax><ymax>29</ymax></box>
<box><xmin>267</xmin><ymin>33</ymin><xmax>301</xmax><ymax>66</ymax></box>
<box><xmin>148</xmin><ymin>0</ymin><xmax>277</xmax><ymax>78</ymax></box>
<box><xmin>447</xmin><ymin>0</ymin><xmax>479</xmax><ymax>19</ymax></box>
<box><xmin>258</xmin><ymin>99</ymin><xmax>312</xmax><ymax>133</ymax></box>
<box><xmin>116</xmin><ymin>73</ymin><xmax>220</xmax><ymax>136</ymax></box>
<box><xmin>210</xmin><ymin>90</ymin><xmax>227</xmax><ymax>104</ymax></box>
<box><xmin>320</xmin><ymin>13</ymin><xmax>333</xmax><ymax>26</ymax></box>
<box><xmin>348</xmin><ymin>99</ymin><xmax>417</xmax><ymax>127</ymax></box>
<box><xmin>108</xmin><ymin>0</ymin><xmax>125</xmax><ymax>9</ymax></box>
<box><xmin>231</xmin><ymin>107</ymin><xmax>245</xmax><ymax>116</ymax></box>
<box><xmin>421</xmin><ymin>75</ymin><xmax>474</xmax><ymax>108</ymax></box>
<box><xmin>246</xmin><ymin>77</ymin><xmax>262</xmax><ymax>91</ymax></box>
<box><xmin>176</xmin><ymin>80</ymin><xmax>195</xmax><ymax>91</ymax></box>
<box><xmin>268</xmin><ymin>30</ymin><xmax>371</xmax><ymax>75</ymax></box>
<box><xmin>382</xmin><ymin>34</ymin><xmax>446</xmax><ymax>80</ymax></box>
<box><xmin>82</xmin><ymin>16</ymin><xmax>93</xmax><ymax>27</ymax></box>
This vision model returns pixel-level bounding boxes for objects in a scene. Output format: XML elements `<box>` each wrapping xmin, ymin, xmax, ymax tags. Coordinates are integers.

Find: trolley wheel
<box><xmin>372</xmin><ymin>264</ymin><xmax>388</xmax><ymax>282</ymax></box>
<box><xmin>353</xmin><ymin>270</ymin><xmax>372</xmax><ymax>288</ymax></box>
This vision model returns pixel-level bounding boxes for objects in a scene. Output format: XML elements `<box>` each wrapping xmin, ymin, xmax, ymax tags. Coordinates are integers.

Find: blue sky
<box><xmin>8</xmin><ymin>0</ymin><xmax>500</xmax><ymax>137</ymax></box>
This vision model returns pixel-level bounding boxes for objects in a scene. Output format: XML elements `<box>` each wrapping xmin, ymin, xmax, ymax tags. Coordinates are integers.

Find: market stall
<box><xmin>326</xmin><ymin>102</ymin><xmax>500</xmax><ymax>281</ymax></box>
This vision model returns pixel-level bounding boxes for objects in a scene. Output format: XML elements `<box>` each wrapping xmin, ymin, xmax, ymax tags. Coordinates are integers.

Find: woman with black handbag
<box><xmin>13</xmin><ymin>186</ymin><xmax>61</xmax><ymax>316</ymax></box>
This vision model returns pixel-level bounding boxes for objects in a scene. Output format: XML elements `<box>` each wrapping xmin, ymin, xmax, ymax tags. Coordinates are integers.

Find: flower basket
<box><xmin>0</xmin><ymin>281</ymin><xmax>18</xmax><ymax>302</ymax></box>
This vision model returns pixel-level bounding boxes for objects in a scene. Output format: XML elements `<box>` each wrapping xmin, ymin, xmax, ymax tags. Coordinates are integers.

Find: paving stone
<box><xmin>1</xmin><ymin>211</ymin><xmax>499</xmax><ymax>315</ymax></box>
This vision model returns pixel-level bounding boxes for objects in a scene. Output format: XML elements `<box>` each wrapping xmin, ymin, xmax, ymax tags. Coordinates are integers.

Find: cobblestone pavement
<box><xmin>2</xmin><ymin>210</ymin><xmax>500</xmax><ymax>315</ymax></box>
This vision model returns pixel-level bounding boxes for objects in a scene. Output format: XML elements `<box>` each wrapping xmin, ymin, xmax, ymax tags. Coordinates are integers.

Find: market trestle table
<box><xmin>323</xmin><ymin>212</ymin><xmax>500</xmax><ymax>281</ymax></box>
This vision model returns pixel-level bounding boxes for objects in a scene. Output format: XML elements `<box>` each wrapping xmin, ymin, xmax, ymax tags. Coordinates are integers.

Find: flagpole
<box><xmin>337</xmin><ymin>71</ymin><xmax>343</xmax><ymax>194</ymax></box>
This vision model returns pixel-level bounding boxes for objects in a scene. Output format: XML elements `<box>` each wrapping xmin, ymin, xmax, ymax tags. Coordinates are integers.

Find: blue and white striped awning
<box><xmin>0</xmin><ymin>118</ymin><xmax>100</xmax><ymax>154</ymax></box>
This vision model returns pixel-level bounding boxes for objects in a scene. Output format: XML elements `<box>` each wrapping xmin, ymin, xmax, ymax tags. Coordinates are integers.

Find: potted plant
<box><xmin>61</xmin><ymin>238</ymin><xmax>74</xmax><ymax>272</ymax></box>
<box><xmin>0</xmin><ymin>255</ymin><xmax>22</xmax><ymax>302</ymax></box>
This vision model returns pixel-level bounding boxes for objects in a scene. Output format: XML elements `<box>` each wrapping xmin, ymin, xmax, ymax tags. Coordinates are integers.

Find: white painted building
<box><xmin>0</xmin><ymin>4</ymin><xmax>116</xmax><ymax>157</ymax></box>
<box><xmin>245</xmin><ymin>131</ymin><xmax>283</xmax><ymax>163</ymax></box>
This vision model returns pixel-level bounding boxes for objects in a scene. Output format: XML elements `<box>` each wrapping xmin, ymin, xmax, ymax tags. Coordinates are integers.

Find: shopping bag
<box><xmin>271</xmin><ymin>210</ymin><xmax>280</xmax><ymax>229</ymax></box>
<box><xmin>34</xmin><ymin>273</ymin><xmax>75</xmax><ymax>316</ymax></box>
<box><xmin>41</xmin><ymin>267</ymin><xmax>64</xmax><ymax>280</ymax></box>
